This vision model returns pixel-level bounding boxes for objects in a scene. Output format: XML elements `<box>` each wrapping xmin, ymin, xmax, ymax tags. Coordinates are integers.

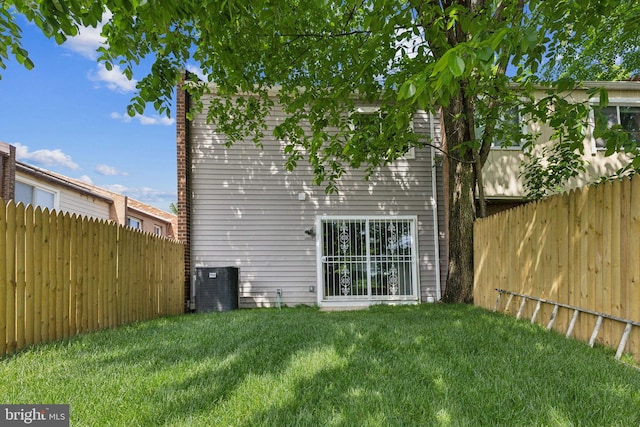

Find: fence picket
<box><xmin>24</xmin><ymin>205</ymin><xmax>35</xmax><ymax>348</ymax></box>
<box><xmin>80</xmin><ymin>217</ymin><xmax>89</xmax><ymax>333</ymax></box>
<box><xmin>48</xmin><ymin>210</ymin><xmax>58</xmax><ymax>341</ymax></box>
<box><xmin>630</xmin><ymin>176</ymin><xmax>640</xmax><ymax>356</ymax></box>
<box><xmin>619</xmin><ymin>178</ymin><xmax>631</xmax><ymax>334</ymax></box>
<box><xmin>69</xmin><ymin>214</ymin><xmax>78</xmax><ymax>337</ymax></box>
<box><xmin>98</xmin><ymin>220</ymin><xmax>107</xmax><ymax>330</ymax></box>
<box><xmin>117</xmin><ymin>226</ymin><xmax>126</xmax><ymax>325</ymax></box>
<box><xmin>6</xmin><ymin>202</ymin><xmax>17</xmax><ymax>353</ymax></box>
<box><xmin>107</xmin><ymin>222</ymin><xmax>117</xmax><ymax>329</ymax></box>
<box><xmin>579</xmin><ymin>186</ymin><xmax>592</xmax><ymax>339</ymax></box>
<box><xmin>609</xmin><ymin>180</ymin><xmax>623</xmax><ymax>348</ymax></box>
<box><xmin>33</xmin><ymin>208</ymin><xmax>43</xmax><ymax>345</ymax></box>
<box><xmin>41</xmin><ymin>209</ymin><xmax>50</xmax><ymax>344</ymax></box>
<box><xmin>15</xmin><ymin>203</ymin><xmax>26</xmax><ymax>351</ymax></box>
<box><xmin>87</xmin><ymin>218</ymin><xmax>96</xmax><ymax>331</ymax></box>
<box><xmin>591</xmin><ymin>184</ymin><xmax>604</xmax><ymax>343</ymax></box>
<box><xmin>54</xmin><ymin>211</ymin><xmax>64</xmax><ymax>341</ymax></box>
<box><xmin>575</xmin><ymin>186</ymin><xmax>601</xmax><ymax>340</ymax></box>
<box><xmin>62</xmin><ymin>213</ymin><xmax>71</xmax><ymax>339</ymax></box>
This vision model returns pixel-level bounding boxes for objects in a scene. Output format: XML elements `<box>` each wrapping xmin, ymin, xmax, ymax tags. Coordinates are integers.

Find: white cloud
<box><xmin>96</xmin><ymin>164</ymin><xmax>128</xmax><ymax>176</ymax></box>
<box><xmin>102</xmin><ymin>184</ymin><xmax>176</xmax><ymax>207</ymax></box>
<box><xmin>62</xmin><ymin>11</ymin><xmax>112</xmax><ymax>60</ymax></box>
<box><xmin>14</xmin><ymin>143</ymin><xmax>80</xmax><ymax>170</ymax></box>
<box><xmin>102</xmin><ymin>183</ymin><xmax>128</xmax><ymax>194</ymax></box>
<box><xmin>110</xmin><ymin>111</ymin><xmax>175</xmax><ymax>126</ymax></box>
<box><xmin>62</xmin><ymin>12</ymin><xmax>138</xmax><ymax>94</ymax></box>
<box><xmin>63</xmin><ymin>26</ymin><xmax>105</xmax><ymax>60</ymax></box>
<box><xmin>88</xmin><ymin>63</ymin><xmax>137</xmax><ymax>93</ymax></box>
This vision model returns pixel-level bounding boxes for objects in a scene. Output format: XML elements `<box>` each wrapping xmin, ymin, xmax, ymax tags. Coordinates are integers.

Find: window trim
<box><xmin>127</xmin><ymin>216</ymin><xmax>143</xmax><ymax>230</ymax></box>
<box><xmin>487</xmin><ymin>106</ymin><xmax>528</xmax><ymax>151</ymax></box>
<box><xmin>14</xmin><ymin>176</ymin><xmax>60</xmax><ymax>211</ymax></box>
<box><xmin>589</xmin><ymin>98</ymin><xmax>640</xmax><ymax>153</ymax></box>
<box><xmin>351</xmin><ymin>107</ymin><xmax>416</xmax><ymax>160</ymax></box>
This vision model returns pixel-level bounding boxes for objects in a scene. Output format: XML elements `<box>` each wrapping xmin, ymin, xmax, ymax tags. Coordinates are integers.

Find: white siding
<box><xmin>58</xmin><ymin>188</ymin><xmax>111</xmax><ymax>220</ymax></box>
<box><xmin>190</xmin><ymin>99</ymin><xmax>443</xmax><ymax>308</ymax></box>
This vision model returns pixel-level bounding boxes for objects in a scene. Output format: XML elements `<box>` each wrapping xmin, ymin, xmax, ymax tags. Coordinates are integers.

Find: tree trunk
<box><xmin>441</xmin><ymin>95</ymin><xmax>477</xmax><ymax>304</ymax></box>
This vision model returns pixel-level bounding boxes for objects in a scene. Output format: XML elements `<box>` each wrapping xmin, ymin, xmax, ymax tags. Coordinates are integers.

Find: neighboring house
<box><xmin>177</xmin><ymin>86</ymin><xmax>448</xmax><ymax>309</ymax></box>
<box><xmin>0</xmin><ymin>141</ymin><xmax>177</xmax><ymax>238</ymax></box>
<box><xmin>65</xmin><ymin>180</ymin><xmax>178</xmax><ymax>239</ymax></box>
<box><xmin>482</xmin><ymin>81</ymin><xmax>640</xmax><ymax>215</ymax></box>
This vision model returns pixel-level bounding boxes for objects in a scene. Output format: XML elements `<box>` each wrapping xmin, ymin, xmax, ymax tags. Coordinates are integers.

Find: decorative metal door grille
<box><xmin>320</xmin><ymin>217</ymin><xmax>417</xmax><ymax>300</ymax></box>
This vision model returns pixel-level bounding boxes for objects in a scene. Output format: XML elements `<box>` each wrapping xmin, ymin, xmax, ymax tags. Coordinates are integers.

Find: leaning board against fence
<box><xmin>474</xmin><ymin>175</ymin><xmax>640</xmax><ymax>361</ymax></box>
<box><xmin>1</xmin><ymin>200</ymin><xmax>184</xmax><ymax>357</ymax></box>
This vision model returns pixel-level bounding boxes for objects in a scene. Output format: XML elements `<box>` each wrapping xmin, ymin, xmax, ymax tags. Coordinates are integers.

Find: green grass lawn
<box><xmin>1</xmin><ymin>304</ymin><xmax>639</xmax><ymax>426</ymax></box>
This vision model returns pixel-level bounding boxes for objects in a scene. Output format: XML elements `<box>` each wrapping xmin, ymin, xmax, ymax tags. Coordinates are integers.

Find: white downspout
<box><xmin>429</xmin><ymin>112</ymin><xmax>442</xmax><ymax>302</ymax></box>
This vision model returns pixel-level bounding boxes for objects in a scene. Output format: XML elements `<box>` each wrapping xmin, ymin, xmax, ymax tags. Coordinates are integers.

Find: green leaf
<box><xmin>476</xmin><ymin>46</ymin><xmax>495</xmax><ymax>62</ymax></box>
<box><xmin>54</xmin><ymin>33</ymin><xmax>67</xmax><ymax>45</ymax></box>
<box><xmin>599</xmin><ymin>89</ymin><xmax>609</xmax><ymax>108</ymax></box>
<box><xmin>555</xmin><ymin>77</ymin><xmax>574</xmax><ymax>93</ymax></box>
<box><xmin>23</xmin><ymin>57</ymin><xmax>34</xmax><ymax>70</ymax></box>
<box><xmin>448</xmin><ymin>54</ymin><xmax>465</xmax><ymax>77</ymax></box>
<box><xmin>398</xmin><ymin>81</ymin><xmax>416</xmax><ymax>100</ymax></box>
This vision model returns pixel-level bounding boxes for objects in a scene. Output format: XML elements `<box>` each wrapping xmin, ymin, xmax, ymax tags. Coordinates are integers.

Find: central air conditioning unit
<box><xmin>195</xmin><ymin>267</ymin><xmax>239</xmax><ymax>312</ymax></box>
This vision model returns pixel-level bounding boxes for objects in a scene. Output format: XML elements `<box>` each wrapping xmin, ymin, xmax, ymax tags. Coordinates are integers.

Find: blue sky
<box><xmin>0</xmin><ymin>15</ymin><xmax>178</xmax><ymax>212</ymax></box>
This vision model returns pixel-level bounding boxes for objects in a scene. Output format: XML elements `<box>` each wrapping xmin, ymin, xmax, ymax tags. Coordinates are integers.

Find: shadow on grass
<box><xmin>1</xmin><ymin>304</ymin><xmax>639</xmax><ymax>426</ymax></box>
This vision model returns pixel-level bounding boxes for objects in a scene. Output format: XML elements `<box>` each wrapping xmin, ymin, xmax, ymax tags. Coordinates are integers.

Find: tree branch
<box><xmin>275</xmin><ymin>30</ymin><xmax>371</xmax><ymax>38</ymax></box>
<box><xmin>421</xmin><ymin>141</ymin><xmax>476</xmax><ymax>164</ymax></box>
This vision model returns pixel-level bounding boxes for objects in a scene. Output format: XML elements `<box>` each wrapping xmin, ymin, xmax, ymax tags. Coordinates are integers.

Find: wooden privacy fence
<box><xmin>474</xmin><ymin>175</ymin><xmax>640</xmax><ymax>361</ymax></box>
<box><xmin>1</xmin><ymin>200</ymin><xmax>184</xmax><ymax>357</ymax></box>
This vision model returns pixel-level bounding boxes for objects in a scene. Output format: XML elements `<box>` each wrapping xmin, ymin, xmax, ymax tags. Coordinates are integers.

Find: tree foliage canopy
<box><xmin>2</xmin><ymin>1</ymin><xmax>635</xmax><ymax>180</ymax></box>
<box><xmin>542</xmin><ymin>1</ymin><xmax>640</xmax><ymax>81</ymax></box>
<box><xmin>2</xmin><ymin>0</ymin><xmax>639</xmax><ymax>302</ymax></box>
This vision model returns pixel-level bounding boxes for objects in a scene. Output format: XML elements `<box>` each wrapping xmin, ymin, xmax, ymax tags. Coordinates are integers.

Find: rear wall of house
<box><xmin>189</xmin><ymin>98</ymin><xmax>446</xmax><ymax>307</ymax></box>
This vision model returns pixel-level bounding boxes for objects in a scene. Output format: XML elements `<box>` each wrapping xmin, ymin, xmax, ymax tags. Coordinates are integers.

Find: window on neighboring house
<box><xmin>477</xmin><ymin>106</ymin><xmax>526</xmax><ymax>150</ymax></box>
<box><xmin>592</xmin><ymin>104</ymin><xmax>640</xmax><ymax>150</ymax></box>
<box><xmin>127</xmin><ymin>217</ymin><xmax>142</xmax><ymax>230</ymax></box>
<box><xmin>154</xmin><ymin>225</ymin><xmax>163</xmax><ymax>236</ymax></box>
<box><xmin>14</xmin><ymin>180</ymin><xmax>56</xmax><ymax>210</ymax></box>
<box><xmin>350</xmin><ymin>107</ymin><xmax>416</xmax><ymax>159</ymax></box>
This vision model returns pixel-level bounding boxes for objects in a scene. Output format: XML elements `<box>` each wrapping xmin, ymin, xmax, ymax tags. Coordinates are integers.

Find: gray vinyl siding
<box><xmin>190</xmin><ymin>97</ymin><xmax>443</xmax><ymax>308</ymax></box>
